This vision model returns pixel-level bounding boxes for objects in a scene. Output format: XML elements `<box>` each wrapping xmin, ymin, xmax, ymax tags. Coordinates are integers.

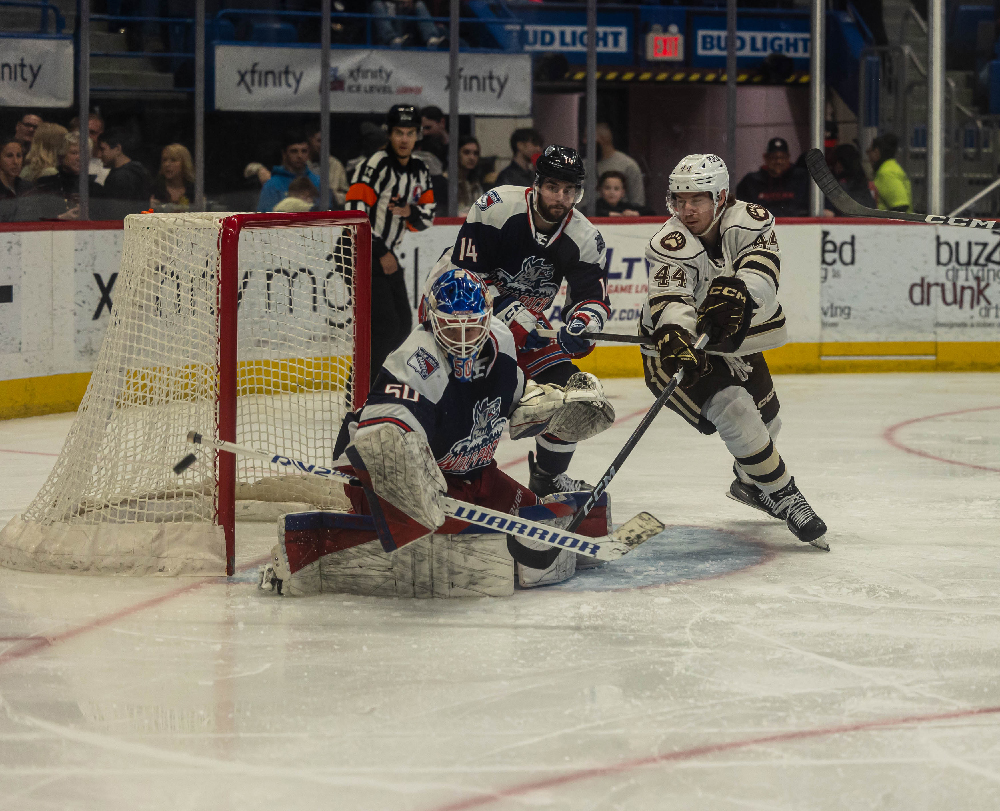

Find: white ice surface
<box><xmin>0</xmin><ymin>373</ymin><xmax>999</xmax><ymax>810</ymax></box>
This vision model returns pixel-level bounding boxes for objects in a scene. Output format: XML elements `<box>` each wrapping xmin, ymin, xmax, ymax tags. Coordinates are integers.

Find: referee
<box><xmin>346</xmin><ymin>104</ymin><xmax>436</xmax><ymax>381</ymax></box>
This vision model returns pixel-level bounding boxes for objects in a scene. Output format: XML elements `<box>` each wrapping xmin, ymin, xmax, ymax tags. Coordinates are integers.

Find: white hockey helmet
<box><xmin>667</xmin><ymin>154</ymin><xmax>730</xmax><ymax>213</ymax></box>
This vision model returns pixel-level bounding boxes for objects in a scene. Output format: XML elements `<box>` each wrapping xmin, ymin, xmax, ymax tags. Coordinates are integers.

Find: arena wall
<box><xmin>1</xmin><ymin>218</ymin><xmax>997</xmax><ymax>420</ymax></box>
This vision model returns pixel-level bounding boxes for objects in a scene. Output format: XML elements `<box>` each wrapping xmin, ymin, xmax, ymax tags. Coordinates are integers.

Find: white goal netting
<box><xmin>0</xmin><ymin>212</ymin><xmax>367</xmax><ymax>576</ymax></box>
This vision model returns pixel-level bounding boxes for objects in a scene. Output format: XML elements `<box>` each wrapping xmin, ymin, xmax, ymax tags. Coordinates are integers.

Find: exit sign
<box><xmin>646</xmin><ymin>32</ymin><xmax>684</xmax><ymax>61</ymax></box>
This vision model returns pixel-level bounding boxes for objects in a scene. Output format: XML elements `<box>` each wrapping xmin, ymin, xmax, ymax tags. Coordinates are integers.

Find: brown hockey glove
<box><xmin>696</xmin><ymin>276</ymin><xmax>756</xmax><ymax>354</ymax></box>
<box><xmin>652</xmin><ymin>324</ymin><xmax>710</xmax><ymax>387</ymax></box>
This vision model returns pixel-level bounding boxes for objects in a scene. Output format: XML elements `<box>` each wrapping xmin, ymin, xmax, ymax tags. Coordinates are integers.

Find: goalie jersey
<box><xmin>450</xmin><ymin>186</ymin><xmax>612</xmax><ymax>326</ymax></box>
<box><xmin>346</xmin><ymin>321</ymin><xmax>525</xmax><ymax>478</ymax></box>
<box><xmin>640</xmin><ymin>200</ymin><xmax>788</xmax><ymax>358</ymax></box>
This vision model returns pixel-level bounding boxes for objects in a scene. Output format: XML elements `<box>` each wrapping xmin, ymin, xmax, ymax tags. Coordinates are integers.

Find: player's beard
<box><xmin>532</xmin><ymin>192</ymin><xmax>567</xmax><ymax>228</ymax></box>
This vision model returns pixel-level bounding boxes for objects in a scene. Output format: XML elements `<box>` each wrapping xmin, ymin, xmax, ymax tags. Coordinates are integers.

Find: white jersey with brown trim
<box><xmin>640</xmin><ymin>200</ymin><xmax>787</xmax><ymax>357</ymax></box>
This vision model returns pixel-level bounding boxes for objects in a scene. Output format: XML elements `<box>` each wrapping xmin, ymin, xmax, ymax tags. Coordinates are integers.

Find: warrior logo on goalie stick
<box><xmin>438</xmin><ymin>396</ymin><xmax>505</xmax><ymax>473</ymax></box>
<box><xmin>494</xmin><ymin>256</ymin><xmax>559</xmax><ymax>313</ymax></box>
<box><xmin>406</xmin><ymin>346</ymin><xmax>440</xmax><ymax>380</ymax></box>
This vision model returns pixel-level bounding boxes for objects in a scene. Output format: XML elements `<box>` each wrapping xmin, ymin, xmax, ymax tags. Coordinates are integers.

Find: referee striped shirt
<box><xmin>345</xmin><ymin>149</ymin><xmax>435</xmax><ymax>258</ymax></box>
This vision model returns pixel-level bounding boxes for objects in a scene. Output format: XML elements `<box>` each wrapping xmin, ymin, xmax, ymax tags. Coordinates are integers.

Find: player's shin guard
<box><xmin>528</xmin><ymin>435</ymin><xmax>592</xmax><ymax>497</ymax></box>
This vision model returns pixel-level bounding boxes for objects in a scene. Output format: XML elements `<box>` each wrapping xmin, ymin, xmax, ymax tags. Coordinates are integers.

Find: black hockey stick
<box><xmin>565</xmin><ymin>333</ymin><xmax>710</xmax><ymax>533</ymax></box>
<box><xmin>535</xmin><ymin>328</ymin><xmax>652</xmax><ymax>345</ymax></box>
<box><xmin>805</xmin><ymin>148</ymin><xmax>1000</xmax><ymax>231</ymax></box>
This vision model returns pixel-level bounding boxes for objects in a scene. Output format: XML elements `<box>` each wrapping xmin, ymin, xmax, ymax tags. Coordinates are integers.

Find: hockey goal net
<box><xmin>0</xmin><ymin>211</ymin><xmax>371</xmax><ymax>576</ymax></box>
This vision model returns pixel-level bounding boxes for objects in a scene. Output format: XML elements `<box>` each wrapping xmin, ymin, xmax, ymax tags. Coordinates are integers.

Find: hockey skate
<box><xmin>527</xmin><ymin>451</ymin><xmax>593</xmax><ymax>498</ymax></box>
<box><xmin>728</xmin><ymin>466</ymin><xmax>828</xmax><ymax>550</ymax></box>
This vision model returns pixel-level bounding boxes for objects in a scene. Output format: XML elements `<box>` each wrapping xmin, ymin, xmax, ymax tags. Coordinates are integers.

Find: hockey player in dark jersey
<box><xmin>259</xmin><ymin>267</ymin><xmax>617</xmax><ymax>595</ymax></box>
<box><xmin>449</xmin><ymin>145</ymin><xmax>613</xmax><ymax>498</ymax></box>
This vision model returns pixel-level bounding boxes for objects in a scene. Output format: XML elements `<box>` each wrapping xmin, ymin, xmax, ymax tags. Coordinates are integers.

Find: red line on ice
<box><xmin>0</xmin><ymin>448</ymin><xmax>60</xmax><ymax>457</ymax></box>
<box><xmin>425</xmin><ymin>705</ymin><xmax>1000</xmax><ymax>811</ymax></box>
<box><xmin>0</xmin><ymin>557</ymin><xmax>268</xmax><ymax>667</ymax></box>
<box><xmin>883</xmin><ymin>405</ymin><xmax>1000</xmax><ymax>473</ymax></box>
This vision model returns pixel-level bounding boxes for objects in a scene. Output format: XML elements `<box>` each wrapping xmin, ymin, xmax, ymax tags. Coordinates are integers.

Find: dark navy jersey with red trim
<box><xmin>450</xmin><ymin>186</ymin><xmax>611</xmax><ymax>324</ymax></box>
<box><xmin>345</xmin><ymin>320</ymin><xmax>525</xmax><ymax>478</ymax></box>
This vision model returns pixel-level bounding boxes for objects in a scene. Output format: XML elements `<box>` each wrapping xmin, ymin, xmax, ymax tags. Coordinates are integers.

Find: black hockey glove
<box><xmin>696</xmin><ymin>276</ymin><xmax>756</xmax><ymax>354</ymax></box>
<box><xmin>653</xmin><ymin>324</ymin><xmax>710</xmax><ymax>388</ymax></box>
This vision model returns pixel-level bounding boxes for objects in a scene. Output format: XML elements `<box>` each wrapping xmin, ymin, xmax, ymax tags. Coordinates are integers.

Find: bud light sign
<box><xmin>691</xmin><ymin>15</ymin><xmax>810</xmax><ymax>68</ymax></box>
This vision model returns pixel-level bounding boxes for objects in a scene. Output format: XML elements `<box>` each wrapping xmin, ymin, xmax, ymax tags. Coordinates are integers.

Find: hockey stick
<box><xmin>805</xmin><ymin>148</ymin><xmax>1000</xmax><ymax>231</ymax></box>
<box><xmin>535</xmin><ymin>328</ymin><xmax>652</xmax><ymax>345</ymax></box>
<box><xmin>565</xmin><ymin>333</ymin><xmax>710</xmax><ymax>532</ymax></box>
<box><xmin>175</xmin><ymin>432</ymin><xmax>665</xmax><ymax>562</ymax></box>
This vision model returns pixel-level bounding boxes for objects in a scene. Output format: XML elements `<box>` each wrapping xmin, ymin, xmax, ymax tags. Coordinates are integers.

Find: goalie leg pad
<box><xmin>545</xmin><ymin>372</ymin><xmax>616</xmax><ymax>443</ymax></box>
<box><xmin>346</xmin><ymin>424</ymin><xmax>448</xmax><ymax>533</ymax></box>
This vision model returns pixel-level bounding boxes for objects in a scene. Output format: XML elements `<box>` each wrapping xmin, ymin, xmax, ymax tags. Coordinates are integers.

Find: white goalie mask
<box><xmin>666</xmin><ymin>154</ymin><xmax>730</xmax><ymax>228</ymax></box>
<box><xmin>425</xmin><ymin>267</ymin><xmax>493</xmax><ymax>381</ymax></box>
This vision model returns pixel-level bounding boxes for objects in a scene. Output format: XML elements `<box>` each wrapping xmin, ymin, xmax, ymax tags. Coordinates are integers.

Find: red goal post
<box><xmin>0</xmin><ymin>211</ymin><xmax>371</xmax><ymax>577</ymax></box>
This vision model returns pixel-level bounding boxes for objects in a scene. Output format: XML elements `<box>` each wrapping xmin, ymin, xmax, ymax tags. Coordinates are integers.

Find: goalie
<box><xmin>261</xmin><ymin>266</ymin><xmax>617</xmax><ymax>595</ymax></box>
<box><xmin>640</xmin><ymin>154</ymin><xmax>828</xmax><ymax>549</ymax></box>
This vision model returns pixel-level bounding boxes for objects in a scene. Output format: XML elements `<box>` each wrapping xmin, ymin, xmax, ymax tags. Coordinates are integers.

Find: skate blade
<box><xmin>808</xmin><ymin>535</ymin><xmax>830</xmax><ymax>552</ymax></box>
<box><xmin>610</xmin><ymin>512</ymin><xmax>665</xmax><ymax>550</ymax></box>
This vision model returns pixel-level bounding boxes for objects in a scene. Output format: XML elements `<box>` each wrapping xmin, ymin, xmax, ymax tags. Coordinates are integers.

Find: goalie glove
<box><xmin>348</xmin><ymin>423</ymin><xmax>447</xmax><ymax>531</ymax></box>
<box><xmin>509</xmin><ymin>380</ymin><xmax>565</xmax><ymax>440</ymax></box>
<box><xmin>495</xmin><ymin>294</ymin><xmax>548</xmax><ymax>351</ymax></box>
<box><xmin>653</xmin><ymin>324</ymin><xmax>710</xmax><ymax>388</ymax></box>
<box><xmin>508</xmin><ymin>374</ymin><xmax>615</xmax><ymax>443</ymax></box>
<box><xmin>696</xmin><ymin>276</ymin><xmax>756</xmax><ymax>354</ymax></box>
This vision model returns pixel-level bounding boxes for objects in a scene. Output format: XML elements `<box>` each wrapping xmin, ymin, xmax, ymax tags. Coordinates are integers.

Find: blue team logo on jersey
<box><xmin>476</xmin><ymin>189</ymin><xmax>502</xmax><ymax>211</ymax></box>
<box><xmin>495</xmin><ymin>255</ymin><xmax>559</xmax><ymax>313</ymax></box>
<box><xmin>406</xmin><ymin>346</ymin><xmax>440</xmax><ymax>379</ymax></box>
<box><xmin>438</xmin><ymin>396</ymin><xmax>505</xmax><ymax>473</ymax></box>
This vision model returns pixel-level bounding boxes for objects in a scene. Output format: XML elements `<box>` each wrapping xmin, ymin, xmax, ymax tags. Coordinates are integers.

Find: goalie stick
<box><xmin>175</xmin><ymin>432</ymin><xmax>665</xmax><ymax>562</ymax></box>
<box><xmin>565</xmin><ymin>333</ymin><xmax>710</xmax><ymax>532</ymax></box>
<box><xmin>805</xmin><ymin>148</ymin><xmax>1000</xmax><ymax>231</ymax></box>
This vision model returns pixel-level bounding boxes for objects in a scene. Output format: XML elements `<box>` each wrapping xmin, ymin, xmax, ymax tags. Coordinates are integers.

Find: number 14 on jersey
<box><xmin>458</xmin><ymin>238</ymin><xmax>478</xmax><ymax>263</ymax></box>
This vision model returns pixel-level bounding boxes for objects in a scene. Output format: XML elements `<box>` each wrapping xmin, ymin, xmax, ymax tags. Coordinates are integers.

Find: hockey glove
<box><xmin>696</xmin><ymin>276</ymin><xmax>756</xmax><ymax>354</ymax></box>
<box><xmin>653</xmin><ymin>324</ymin><xmax>710</xmax><ymax>387</ymax></box>
<box><xmin>496</xmin><ymin>295</ymin><xmax>549</xmax><ymax>351</ymax></box>
<box><xmin>557</xmin><ymin>314</ymin><xmax>599</xmax><ymax>355</ymax></box>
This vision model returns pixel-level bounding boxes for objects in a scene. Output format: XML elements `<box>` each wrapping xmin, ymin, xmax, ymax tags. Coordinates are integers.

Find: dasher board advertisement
<box><xmin>214</xmin><ymin>45</ymin><xmax>532</xmax><ymax>115</ymax></box>
<box><xmin>0</xmin><ymin>37</ymin><xmax>74</xmax><ymax>107</ymax></box>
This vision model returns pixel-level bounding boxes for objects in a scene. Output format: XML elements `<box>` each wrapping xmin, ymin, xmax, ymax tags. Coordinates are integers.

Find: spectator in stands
<box><xmin>0</xmin><ymin>138</ymin><xmax>30</xmax><ymax>199</ymax></box>
<box><xmin>13</xmin><ymin>113</ymin><xmax>42</xmax><ymax>154</ymax></box>
<box><xmin>419</xmin><ymin>106</ymin><xmax>449</xmax><ymax>167</ymax></box>
<box><xmin>735</xmin><ymin>136</ymin><xmax>810</xmax><ymax>217</ymax></box>
<box><xmin>69</xmin><ymin>113</ymin><xmax>109</xmax><ymax>186</ymax></box>
<box><xmin>822</xmin><ymin>143</ymin><xmax>876</xmax><ymax>216</ymax></box>
<box><xmin>30</xmin><ymin>132</ymin><xmax>100</xmax><ymax>220</ymax></box>
<box><xmin>867</xmin><ymin>133</ymin><xmax>912</xmax><ymax>212</ymax></box>
<box><xmin>272</xmin><ymin>176</ymin><xmax>319</xmax><ymax>212</ymax></box>
<box><xmin>494</xmin><ymin>127</ymin><xmax>543</xmax><ymax>188</ymax></box>
<box><xmin>151</xmin><ymin>143</ymin><xmax>195</xmax><ymax>210</ymax></box>
<box><xmin>595</xmin><ymin>170</ymin><xmax>652</xmax><ymax>217</ymax></box>
<box><xmin>370</xmin><ymin>0</ymin><xmax>445</xmax><ymax>48</ymax></box>
<box><xmin>21</xmin><ymin>123</ymin><xmax>68</xmax><ymax>184</ymax></box>
<box><xmin>256</xmin><ymin>130</ymin><xmax>320</xmax><ymax>213</ymax></box>
<box><xmin>306</xmin><ymin>124</ymin><xmax>349</xmax><ymax>208</ymax></box>
<box><xmin>346</xmin><ymin>122</ymin><xmax>389</xmax><ymax>177</ymax></box>
<box><xmin>97</xmin><ymin>128</ymin><xmax>154</xmax><ymax>202</ymax></box>
<box><xmin>595</xmin><ymin>122</ymin><xmax>646</xmax><ymax>208</ymax></box>
<box><xmin>456</xmin><ymin>135</ymin><xmax>484</xmax><ymax>216</ymax></box>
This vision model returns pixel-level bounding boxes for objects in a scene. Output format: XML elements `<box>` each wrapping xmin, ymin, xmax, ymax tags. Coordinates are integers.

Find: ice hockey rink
<box><xmin>0</xmin><ymin>371</ymin><xmax>998</xmax><ymax>810</ymax></box>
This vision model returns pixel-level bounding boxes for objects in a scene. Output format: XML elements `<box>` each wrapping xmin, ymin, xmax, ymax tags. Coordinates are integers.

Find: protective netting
<box><xmin>0</xmin><ymin>212</ymin><xmax>362</xmax><ymax>575</ymax></box>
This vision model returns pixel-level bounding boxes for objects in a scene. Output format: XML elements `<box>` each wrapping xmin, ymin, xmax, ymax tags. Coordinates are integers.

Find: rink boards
<box><xmin>1</xmin><ymin>217</ymin><xmax>999</xmax><ymax>419</ymax></box>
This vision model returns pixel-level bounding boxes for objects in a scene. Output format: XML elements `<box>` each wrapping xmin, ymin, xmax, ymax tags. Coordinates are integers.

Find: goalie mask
<box><xmin>666</xmin><ymin>154</ymin><xmax>730</xmax><ymax>235</ymax></box>
<box><xmin>426</xmin><ymin>268</ymin><xmax>493</xmax><ymax>381</ymax></box>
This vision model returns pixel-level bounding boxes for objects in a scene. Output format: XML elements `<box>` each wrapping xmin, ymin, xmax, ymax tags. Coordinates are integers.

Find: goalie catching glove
<box><xmin>653</xmin><ymin>324</ymin><xmax>710</xmax><ymax>387</ymax></box>
<box><xmin>696</xmin><ymin>276</ymin><xmax>756</xmax><ymax>354</ymax></box>
<box><xmin>508</xmin><ymin>372</ymin><xmax>615</xmax><ymax>443</ymax></box>
<box><xmin>347</xmin><ymin>423</ymin><xmax>448</xmax><ymax>531</ymax></box>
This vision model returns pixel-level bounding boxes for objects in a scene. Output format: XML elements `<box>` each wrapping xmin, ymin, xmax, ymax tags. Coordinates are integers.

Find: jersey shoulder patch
<box><xmin>647</xmin><ymin>218</ymin><xmax>702</xmax><ymax>262</ymax></box>
<box><xmin>470</xmin><ymin>185</ymin><xmax>528</xmax><ymax>226</ymax></box>
<box><xmin>722</xmin><ymin>201</ymin><xmax>776</xmax><ymax>254</ymax></box>
<box><xmin>383</xmin><ymin>328</ymin><xmax>449</xmax><ymax>402</ymax></box>
<box><xmin>475</xmin><ymin>188</ymin><xmax>503</xmax><ymax>211</ymax></box>
<box><xmin>726</xmin><ymin>200</ymin><xmax>774</xmax><ymax>230</ymax></box>
<box><xmin>563</xmin><ymin>212</ymin><xmax>606</xmax><ymax>264</ymax></box>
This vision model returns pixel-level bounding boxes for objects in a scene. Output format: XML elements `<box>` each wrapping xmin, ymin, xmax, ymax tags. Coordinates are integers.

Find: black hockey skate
<box><xmin>527</xmin><ymin>451</ymin><xmax>593</xmax><ymax>498</ymax></box>
<box><xmin>728</xmin><ymin>466</ymin><xmax>828</xmax><ymax>550</ymax></box>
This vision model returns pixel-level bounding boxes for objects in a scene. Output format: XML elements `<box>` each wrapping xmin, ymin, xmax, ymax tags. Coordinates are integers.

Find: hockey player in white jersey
<box><xmin>449</xmin><ymin>145</ymin><xmax>614</xmax><ymax>498</ymax></box>
<box><xmin>639</xmin><ymin>154</ymin><xmax>828</xmax><ymax>548</ymax></box>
